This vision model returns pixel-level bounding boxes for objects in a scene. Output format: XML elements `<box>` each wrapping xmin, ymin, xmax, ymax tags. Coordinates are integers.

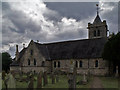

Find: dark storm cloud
<box><xmin>54</xmin><ymin>29</ymin><xmax>87</xmax><ymax>40</ymax></box>
<box><xmin>46</xmin><ymin>2</ymin><xmax>118</xmax><ymax>33</ymax></box>
<box><xmin>99</xmin><ymin>2</ymin><xmax>118</xmax><ymax>33</ymax></box>
<box><xmin>45</xmin><ymin>2</ymin><xmax>97</xmax><ymax>20</ymax></box>
<box><xmin>1</xmin><ymin>1</ymin><xmax>118</xmax><ymax>58</ymax></box>
<box><xmin>2</xmin><ymin>3</ymin><xmax>42</xmax><ymax>34</ymax></box>
<box><xmin>118</xmin><ymin>1</ymin><xmax>120</xmax><ymax>32</ymax></box>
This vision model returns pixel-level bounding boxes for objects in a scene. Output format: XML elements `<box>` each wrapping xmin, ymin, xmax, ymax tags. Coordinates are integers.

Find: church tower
<box><xmin>87</xmin><ymin>4</ymin><xmax>108</xmax><ymax>39</ymax></box>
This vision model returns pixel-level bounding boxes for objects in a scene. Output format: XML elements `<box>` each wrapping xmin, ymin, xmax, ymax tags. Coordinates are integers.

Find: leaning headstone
<box><xmin>28</xmin><ymin>74</ymin><xmax>34</xmax><ymax>90</ymax></box>
<box><xmin>115</xmin><ymin>66</ymin><xmax>119</xmax><ymax>77</ymax></box>
<box><xmin>73</xmin><ymin>65</ymin><xmax>76</xmax><ymax>89</ymax></box>
<box><xmin>51</xmin><ymin>72</ymin><xmax>55</xmax><ymax>84</ymax></box>
<box><xmin>68</xmin><ymin>73</ymin><xmax>73</xmax><ymax>89</ymax></box>
<box><xmin>37</xmin><ymin>72</ymin><xmax>43</xmax><ymax>88</ymax></box>
<box><xmin>82</xmin><ymin>72</ymin><xmax>87</xmax><ymax>85</ymax></box>
<box><xmin>43</xmin><ymin>72</ymin><xmax>48</xmax><ymax>86</ymax></box>
<box><xmin>43</xmin><ymin>71</ymin><xmax>48</xmax><ymax>86</ymax></box>
<box><xmin>56</xmin><ymin>75</ymin><xmax>59</xmax><ymax>82</ymax></box>
<box><xmin>0</xmin><ymin>73</ymin><xmax>2</xmax><ymax>90</ymax></box>
<box><xmin>6</xmin><ymin>72</ymin><xmax>16</xmax><ymax>89</ymax></box>
<box><xmin>2</xmin><ymin>71</ymin><xmax>6</xmax><ymax>80</ymax></box>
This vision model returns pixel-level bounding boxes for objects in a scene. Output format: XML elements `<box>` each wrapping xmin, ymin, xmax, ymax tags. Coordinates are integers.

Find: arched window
<box><xmin>31</xmin><ymin>50</ymin><xmax>33</xmax><ymax>55</ymax></box>
<box><xmin>54</xmin><ymin>61</ymin><xmax>56</xmax><ymax>68</ymax></box>
<box><xmin>79</xmin><ymin>61</ymin><xmax>82</xmax><ymax>67</ymax></box>
<box><xmin>34</xmin><ymin>59</ymin><xmax>36</xmax><ymax>66</ymax></box>
<box><xmin>28</xmin><ymin>59</ymin><xmax>30</xmax><ymax>65</ymax></box>
<box><xmin>95</xmin><ymin>60</ymin><xmax>98</xmax><ymax>67</ymax></box>
<box><xmin>76</xmin><ymin>61</ymin><xmax>78</xmax><ymax>68</ymax></box>
<box><xmin>94</xmin><ymin>30</ymin><xmax>96</xmax><ymax>37</ymax></box>
<box><xmin>97</xmin><ymin>30</ymin><xmax>100</xmax><ymax>36</ymax></box>
<box><xmin>42</xmin><ymin>61</ymin><xmax>45</xmax><ymax>67</ymax></box>
<box><xmin>58</xmin><ymin>61</ymin><xmax>60</xmax><ymax>68</ymax></box>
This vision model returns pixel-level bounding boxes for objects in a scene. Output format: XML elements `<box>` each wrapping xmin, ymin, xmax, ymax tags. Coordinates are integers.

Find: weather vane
<box><xmin>96</xmin><ymin>4</ymin><xmax>99</xmax><ymax>15</ymax></box>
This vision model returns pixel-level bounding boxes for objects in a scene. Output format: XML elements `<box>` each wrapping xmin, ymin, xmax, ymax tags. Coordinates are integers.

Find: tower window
<box><xmin>94</xmin><ymin>30</ymin><xmax>96</xmax><ymax>37</ymax></box>
<box><xmin>54</xmin><ymin>61</ymin><xmax>56</xmax><ymax>68</ymax></box>
<box><xmin>58</xmin><ymin>61</ymin><xmax>60</xmax><ymax>68</ymax></box>
<box><xmin>97</xmin><ymin>30</ymin><xmax>100</xmax><ymax>36</ymax></box>
<box><xmin>34</xmin><ymin>59</ymin><xmax>36</xmax><ymax>66</ymax></box>
<box><xmin>79</xmin><ymin>61</ymin><xmax>82</xmax><ymax>67</ymax></box>
<box><xmin>95</xmin><ymin>60</ymin><xmax>98</xmax><ymax>67</ymax></box>
<box><xmin>28</xmin><ymin>59</ymin><xmax>30</xmax><ymax>66</ymax></box>
<box><xmin>76</xmin><ymin>61</ymin><xmax>78</xmax><ymax>68</ymax></box>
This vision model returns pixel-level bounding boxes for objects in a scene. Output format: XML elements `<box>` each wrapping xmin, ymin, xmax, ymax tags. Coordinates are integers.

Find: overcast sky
<box><xmin>1</xmin><ymin>0</ymin><xmax>119</xmax><ymax>58</ymax></box>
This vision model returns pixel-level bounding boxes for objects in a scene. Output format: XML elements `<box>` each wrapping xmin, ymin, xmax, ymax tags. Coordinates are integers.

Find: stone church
<box><xmin>10</xmin><ymin>6</ymin><xmax>109</xmax><ymax>76</ymax></box>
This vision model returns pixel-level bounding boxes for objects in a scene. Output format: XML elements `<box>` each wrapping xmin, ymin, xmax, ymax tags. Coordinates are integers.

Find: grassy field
<box><xmin>2</xmin><ymin>74</ymin><xmax>119</xmax><ymax>89</ymax></box>
<box><xmin>2</xmin><ymin>74</ymin><xmax>93</xmax><ymax>88</ymax></box>
<box><xmin>99</xmin><ymin>77</ymin><xmax>118</xmax><ymax>88</ymax></box>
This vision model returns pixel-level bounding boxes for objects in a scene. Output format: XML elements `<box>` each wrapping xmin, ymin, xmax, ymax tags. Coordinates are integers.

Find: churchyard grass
<box><xmin>99</xmin><ymin>77</ymin><xmax>118</xmax><ymax>88</ymax></box>
<box><xmin>2</xmin><ymin>74</ymin><xmax>93</xmax><ymax>88</ymax></box>
<box><xmin>2</xmin><ymin>73</ymin><xmax>119</xmax><ymax>89</ymax></box>
<box><xmin>76</xmin><ymin>75</ymin><xmax>93</xmax><ymax>88</ymax></box>
<box><xmin>0</xmin><ymin>73</ymin><xmax>2</xmax><ymax>90</ymax></box>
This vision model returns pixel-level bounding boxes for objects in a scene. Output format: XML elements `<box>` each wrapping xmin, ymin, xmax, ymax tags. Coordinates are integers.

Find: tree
<box><xmin>2</xmin><ymin>52</ymin><xmax>12</xmax><ymax>72</ymax></box>
<box><xmin>102</xmin><ymin>32</ymin><xmax>120</xmax><ymax>75</ymax></box>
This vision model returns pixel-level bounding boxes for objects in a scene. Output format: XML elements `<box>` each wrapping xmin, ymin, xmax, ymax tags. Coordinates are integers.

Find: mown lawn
<box><xmin>99</xmin><ymin>77</ymin><xmax>118</xmax><ymax>88</ymax></box>
<box><xmin>2</xmin><ymin>74</ymin><xmax>93</xmax><ymax>88</ymax></box>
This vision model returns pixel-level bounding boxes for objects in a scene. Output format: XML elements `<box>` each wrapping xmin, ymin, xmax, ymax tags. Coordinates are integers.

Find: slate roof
<box><xmin>93</xmin><ymin>15</ymin><xmax>102</xmax><ymax>24</ymax></box>
<box><xmin>45</xmin><ymin>37</ymin><xmax>107</xmax><ymax>60</ymax></box>
<box><xmin>34</xmin><ymin>42</ymin><xmax>50</xmax><ymax>60</ymax></box>
<box><xmin>11</xmin><ymin>37</ymin><xmax>107</xmax><ymax>66</ymax></box>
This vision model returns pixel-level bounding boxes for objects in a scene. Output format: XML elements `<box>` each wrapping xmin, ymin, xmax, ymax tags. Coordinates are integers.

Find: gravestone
<box><xmin>28</xmin><ymin>74</ymin><xmax>34</xmax><ymax>90</ymax></box>
<box><xmin>51</xmin><ymin>72</ymin><xmax>55</xmax><ymax>84</ymax></box>
<box><xmin>6</xmin><ymin>72</ymin><xmax>16</xmax><ymax>88</ymax></box>
<box><xmin>68</xmin><ymin>60</ymin><xmax>76</xmax><ymax>90</ymax></box>
<box><xmin>43</xmin><ymin>71</ymin><xmax>48</xmax><ymax>86</ymax></box>
<box><xmin>0</xmin><ymin>73</ymin><xmax>2</xmax><ymax>90</ymax></box>
<box><xmin>82</xmin><ymin>72</ymin><xmax>87</xmax><ymax>85</ymax></box>
<box><xmin>56</xmin><ymin>75</ymin><xmax>59</xmax><ymax>82</ymax></box>
<box><xmin>37</xmin><ymin>72</ymin><xmax>43</xmax><ymax>88</ymax></box>
<box><xmin>115</xmin><ymin>66</ymin><xmax>119</xmax><ymax>77</ymax></box>
<box><xmin>2</xmin><ymin>71</ymin><xmax>6</xmax><ymax>80</ymax></box>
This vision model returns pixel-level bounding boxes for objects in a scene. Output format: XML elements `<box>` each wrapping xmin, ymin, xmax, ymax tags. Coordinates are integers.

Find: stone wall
<box><xmin>88</xmin><ymin>20</ymin><xmax>107</xmax><ymax>39</ymax></box>
<box><xmin>10</xmin><ymin>41</ymin><xmax>109</xmax><ymax>76</ymax></box>
<box><xmin>11</xmin><ymin>40</ymin><xmax>51</xmax><ymax>73</ymax></box>
<box><xmin>21</xmin><ymin>40</ymin><xmax>46</xmax><ymax>67</ymax></box>
<box><xmin>21</xmin><ymin>66</ymin><xmax>51</xmax><ymax>73</ymax></box>
<box><xmin>52</xmin><ymin>58</ymin><xmax>109</xmax><ymax>76</ymax></box>
<box><xmin>10</xmin><ymin>66</ymin><xmax>21</xmax><ymax>72</ymax></box>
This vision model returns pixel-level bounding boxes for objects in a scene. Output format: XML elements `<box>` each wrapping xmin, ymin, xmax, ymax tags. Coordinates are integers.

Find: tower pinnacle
<box><xmin>87</xmin><ymin>4</ymin><xmax>108</xmax><ymax>39</ymax></box>
<box><xmin>96</xmin><ymin>4</ymin><xmax>99</xmax><ymax>15</ymax></box>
